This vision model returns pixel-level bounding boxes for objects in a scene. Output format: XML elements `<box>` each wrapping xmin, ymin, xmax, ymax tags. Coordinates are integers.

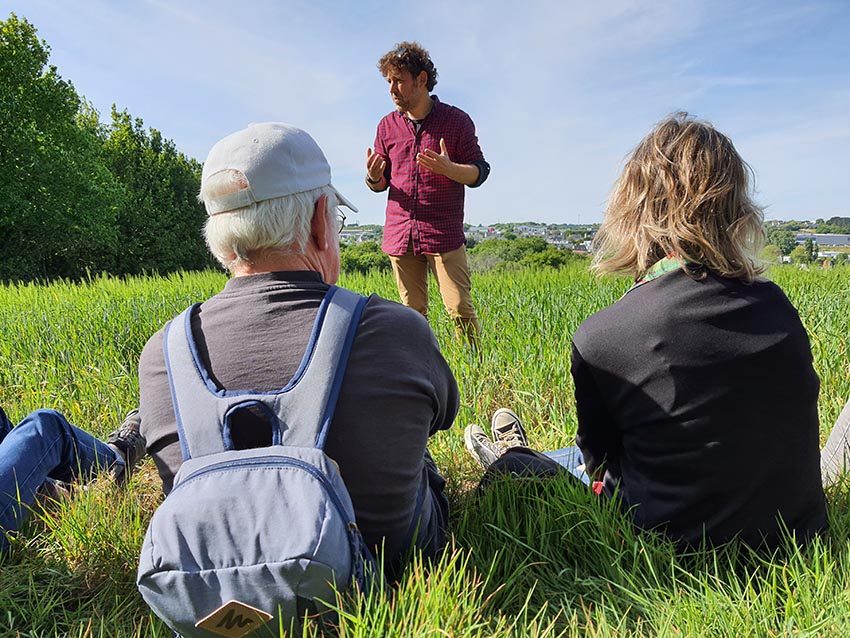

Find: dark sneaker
<box><xmin>464</xmin><ymin>424</ymin><xmax>506</xmax><ymax>469</ymax></box>
<box><xmin>491</xmin><ymin>408</ymin><xmax>528</xmax><ymax>449</ymax></box>
<box><xmin>36</xmin><ymin>479</ymin><xmax>74</xmax><ymax>505</ymax></box>
<box><xmin>106</xmin><ymin>409</ymin><xmax>146</xmax><ymax>484</ymax></box>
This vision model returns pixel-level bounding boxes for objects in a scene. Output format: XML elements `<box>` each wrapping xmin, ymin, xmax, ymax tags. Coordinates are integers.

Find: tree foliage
<box><xmin>790</xmin><ymin>239</ymin><xmax>819</xmax><ymax>265</ymax></box>
<box><xmin>765</xmin><ymin>227</ymin><xmax>797</xmax><ymax>255</ymax></box>
<box><xmin>468</xmin><ymin>236</ymin><xmax>581</xmax><ymax>272</ymax></box>
<box><xmin>0</xmin><ymin>13</ymin><xmax>210</xmax><ymax>281</ymax></box>
<box><xmin>826</xmin><ymin>216</ymin><xmax>850</xmax><ymax>229</ymax></box>
<box><xmin>102</xmin><ymin>108</ymin><xmax>211</xmax><ymax>274</ymax></box>
<box><xmin>339</xmin><ymin>241</ymin><xmax>390</xmax><ymax>274</ymax></box>
<box><xmin>759</xmin><ymin>244</ymin><xmax>782</xmax><ymax>265</ymax></box>
<box><xmin>0</xmin><ymin>14</ymin><xmax>121</xmax><ymax>280</ymax></box>
<box><xmin>470</xmin><ymin>237</ymin><xmax>548</xmax><ymax>262</ymax></box>
<box><xmin>767</xmin><ymin>218</ymin><xmax>850</xmax><ymax>237</ymax></box>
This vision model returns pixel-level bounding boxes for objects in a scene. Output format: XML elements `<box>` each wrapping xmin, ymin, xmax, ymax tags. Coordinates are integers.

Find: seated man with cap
<box><xmin>138</xmin><ymin>122</ymin><xmax>458</xmax><ymax>578</ymax></box>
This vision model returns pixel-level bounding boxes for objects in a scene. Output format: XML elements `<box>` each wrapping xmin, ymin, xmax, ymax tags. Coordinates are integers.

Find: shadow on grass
<box><xmin>443</xmin><ymin>472</ymin><xmax>850</xmax><ymax>637</ymax></box>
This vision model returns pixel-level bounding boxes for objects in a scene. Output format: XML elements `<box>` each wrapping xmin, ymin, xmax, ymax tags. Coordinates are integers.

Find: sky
<box><xmin>5</xmin><ymin>0</ymin><xmax>849</xmax><ymax>226</ymax></box>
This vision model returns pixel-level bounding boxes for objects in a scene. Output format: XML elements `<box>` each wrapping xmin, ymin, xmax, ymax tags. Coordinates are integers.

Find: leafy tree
<box><xmin>790</xmin><ymin>245</ymin><xmax>812</xmax><ymax>265</ymax></box>
<box><xmin>339</xmin><ymin>241</ymin><xmax>390</xmax><ymax>274</ymax></box>
<box><xmin>470</xmin><ymin>236</ymin><xmax>548</xmax><ymax>263</ymax></box>
<box><xmin>512</xmin><ymin>236</ymin><xmax>548</xmax><ymax>258</ymax></box>
<box><xmin>803</xmin><ymin>238</ymin><xmax>818</xmax><ymax>262</ymax></box>
<box><xmin>765</xmin><ymin>227</ymin><xmax>796</xmax><ymax>255</ymax></box>
<box><xmin>469</xmin><ymin>236</ymin><xmax>579</xmax><ymax>271</ymax></box>
<box><xmin>0</xmin><ymin>13</ymin><xmax>120</xmax><ymax>281</ymax></box>
<box><xmin>814</xmin><ymin>221</ymin><xmax>846</xmax><ymax>234</ymax></box>
<box><xmin>102</xmin><ymin>107</ymin><xmax>212</xmax><ymax>274</ymax></box>
<box><xmin>0</xmin><ymin>14</ymin><xmax>214</xmax><ymax>281</ymax></box>
<box><xmin>826</xmin><ymin>216</ymin><xmax>850</xmax><ymax>229</ymax></box>
<box><xmin>759</xmin><ymin>244</ymin><xmax>782</xmax><ymax>265</ymax></box>
<box><xmin>521</xmin><ymin>246</ymin><xmax>577</xmax><ymax>269</ymax></box>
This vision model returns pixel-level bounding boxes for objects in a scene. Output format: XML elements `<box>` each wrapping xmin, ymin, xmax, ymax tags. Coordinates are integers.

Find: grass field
<box><xmin>0</xmin><ymin>262</ymin><xmax>848</xmax><ymax>637</ymax></box>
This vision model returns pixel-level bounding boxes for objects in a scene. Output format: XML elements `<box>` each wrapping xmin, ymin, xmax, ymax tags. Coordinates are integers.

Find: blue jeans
<box><xmin>822</xmin><ymin>399</ymin><xmax>850</xmax><ymax>485</ymax></box>
<box><xmin>0</xmin><ymin>406</ymin><xmax>123</xmax><ymax>552</ymax></box>
<box><xmin>481</xmin><ymin>445</ymin><xmax>589</xmax><ymax>489</ymax></box>
<box><xmin>543</xmin><ymin>446</ymin><xmax>590</xmax><ymax>485</ymax></box>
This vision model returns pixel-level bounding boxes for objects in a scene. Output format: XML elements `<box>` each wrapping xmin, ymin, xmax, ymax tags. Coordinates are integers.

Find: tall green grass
<box><xmin>0</xmin><ymin>263</ymin><xmax>848</xmax><ymax>637</ymax></box>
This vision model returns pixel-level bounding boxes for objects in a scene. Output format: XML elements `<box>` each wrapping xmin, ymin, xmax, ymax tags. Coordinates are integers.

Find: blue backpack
<box><xmin>138</xmin><ymin>286</ymin><xmax>377</xmax><ymax>638</ymax></box>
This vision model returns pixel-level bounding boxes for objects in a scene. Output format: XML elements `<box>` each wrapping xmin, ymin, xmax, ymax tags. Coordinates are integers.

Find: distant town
<box><xmin>342</xmin><ymin>219</ymin><xmax>850</xmax><ymax>258</ymax></box>
<box><xmin>343</xmin><ymin>222</ymin><xmax>597</xmax><ymax>251</ymax></box>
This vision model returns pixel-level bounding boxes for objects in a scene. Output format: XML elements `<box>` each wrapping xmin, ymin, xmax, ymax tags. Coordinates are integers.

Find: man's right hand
<box><xmin>366</xmin><ymin>148</ymin><xmax>387</xmax><ymax>185</ymax></box>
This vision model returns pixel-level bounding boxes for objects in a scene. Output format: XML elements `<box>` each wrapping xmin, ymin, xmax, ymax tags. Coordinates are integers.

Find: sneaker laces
<box><xmin>497</xmin><ymin>430</ymin><xmax>526</xmax><ymax>449</ymax></box>
<box><xmin>107</xmin><ymin>410</ymin><xmax>146</xmax><ymax>479</ymax></box>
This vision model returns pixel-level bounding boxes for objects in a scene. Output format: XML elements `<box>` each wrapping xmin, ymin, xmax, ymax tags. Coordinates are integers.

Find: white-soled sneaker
<box><xmin>490</xmin><ymin>408</ymin><xmax>529</xmax><ymax>449</ymax></box>
<box><xmin>464</xmin><ymin>424</ymin><xmax>506</xmax><ymax>469</ymax></box>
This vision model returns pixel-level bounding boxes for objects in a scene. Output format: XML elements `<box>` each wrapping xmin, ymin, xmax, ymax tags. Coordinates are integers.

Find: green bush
<box><xmin>469</xmin><ymin>237</ymin><xmax>582</xmax><ymax>272</ymax></box>
<box><xmin>339</xmin><ymin>241</ymin><xmax>391</xmax><ymax>274</ymax></box>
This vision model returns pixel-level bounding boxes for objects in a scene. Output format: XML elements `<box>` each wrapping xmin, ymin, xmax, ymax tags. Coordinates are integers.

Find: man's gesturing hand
<box><xmin>416</xmin><ymin>138</ymin><xmax>481</xmax><ymax>186</ymax></box>
<box><xmin>366</xmin><ymin>148</ymin><xmax>386</xmax><ymax>184</ymax></box>
<box><xmin>416</xmin><ymin>138</ymin><xmax>453</xmax><ymax>176</ymax></box>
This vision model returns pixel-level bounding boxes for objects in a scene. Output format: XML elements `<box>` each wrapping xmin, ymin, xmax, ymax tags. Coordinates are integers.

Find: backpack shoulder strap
<box><xmin>162</xmin><ymin>304</ymin><xmax>204</xmax><ymax>461</ymax></box>
<box><xmin>285</xmin><ymin>286</ymin><xmax>367</xmax><ymax>450</ymax></box>
<box><xmin>163</xmin><ymin>286</ymin><xmax>368</xmax><ymax>460</ymax></box>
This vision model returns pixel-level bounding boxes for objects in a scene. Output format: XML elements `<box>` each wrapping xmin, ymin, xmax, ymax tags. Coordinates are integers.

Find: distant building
<box><xmin>340</xmin><ymin>226</ymin><xmax>381</xmax><ymax>244</ymax></box>
<box><xmin>795</xmin><ymin>233</ymin><xmax>850</xmax><ymax>246</ymax></box>
<box><xmin>513</xmin><ymin>224</ymin><xmax>546</xmax><ymax>236</ymax></box>
<box><xmin>465</xmin><ymin>225</ymin><xmax>500</xmax><ymax>241</ymax></box>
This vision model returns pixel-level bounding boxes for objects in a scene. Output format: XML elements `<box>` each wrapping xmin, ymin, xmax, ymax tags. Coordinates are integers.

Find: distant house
<box><xmin>340</xmin><ymin>227</ymin><xmax>381</xmax><ymax>244</ymax></box>
<box><xmin>513</xmin><ymin>224</ymin><xmax>546</xmax><ymax>236</ymax></box>
<box><xmin>795</xmin><ymin>233</ymin><xmax>850</xmax><ymax>246</ymax></box>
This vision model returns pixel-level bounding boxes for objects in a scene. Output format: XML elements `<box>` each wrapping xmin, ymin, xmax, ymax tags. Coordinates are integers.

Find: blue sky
<box><xmin>6</xmin><ymin>0</ymin><xmax>849</xmax><ymax>225</ymax></box>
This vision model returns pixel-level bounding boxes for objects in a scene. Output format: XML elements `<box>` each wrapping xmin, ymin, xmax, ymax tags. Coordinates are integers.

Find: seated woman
<box><xmin>0</xmin><ymin>406</ymin><xmax>145</xmax><ymax>552</ymax></box>
<box><xmin>466</xmin><ymin>112</ymin><xmax>831</xmax><ymax>549</ymax></box>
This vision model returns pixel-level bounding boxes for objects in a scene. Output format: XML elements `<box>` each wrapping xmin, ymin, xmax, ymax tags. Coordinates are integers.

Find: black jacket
<box><xmin>572</xmin><ymin>268</ymin><xmax>827</xmax><ymax>548</ymax></box>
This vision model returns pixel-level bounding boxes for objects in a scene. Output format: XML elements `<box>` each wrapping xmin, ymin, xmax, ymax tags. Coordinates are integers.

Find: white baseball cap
<box><xmin>201</xmin><ymin>122</ymin><xmax>358</xmax><ymax>215</ymax></box>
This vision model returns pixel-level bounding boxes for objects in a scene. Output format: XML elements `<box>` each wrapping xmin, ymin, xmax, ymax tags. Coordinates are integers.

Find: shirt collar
<box><xmin>223</xmin><ymin>270</ymin><xmax>325</xmax><ymax>292</ymax></box>
<box><xmin>628</xmin><ymin>255</ymin><xmax>682</xmax><ymax>292</ymax></box>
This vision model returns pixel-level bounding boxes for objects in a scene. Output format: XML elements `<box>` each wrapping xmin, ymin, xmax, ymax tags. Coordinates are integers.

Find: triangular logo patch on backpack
<box><xmin>195</xmin><ymin>599</ymin><xmax>274</xmax><ymax>637</ymax></box>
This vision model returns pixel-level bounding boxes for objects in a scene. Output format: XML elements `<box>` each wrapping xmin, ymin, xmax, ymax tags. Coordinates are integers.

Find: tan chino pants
<box><xmin>389</xmin><ymin>241</ymin><xmax>480</xmax><ymax>342</ymax></box>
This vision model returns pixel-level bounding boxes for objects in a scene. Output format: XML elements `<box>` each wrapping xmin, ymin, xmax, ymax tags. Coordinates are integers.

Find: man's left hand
<box><xmin>416</xmin><ymin>138</ymin><xmax>480</xmax><ymax>185</ymax></box>
<box><xmin>416</xmin><ymin>138</ymin><xmax>454</xmax><ymax>176</ymax></box>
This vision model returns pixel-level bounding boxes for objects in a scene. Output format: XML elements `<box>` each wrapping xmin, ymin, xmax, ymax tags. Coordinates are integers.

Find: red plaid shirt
<box><xmin>373</xmin><ymin>97</ymin><xmax>486</xmax><ymax>255</ymax></box>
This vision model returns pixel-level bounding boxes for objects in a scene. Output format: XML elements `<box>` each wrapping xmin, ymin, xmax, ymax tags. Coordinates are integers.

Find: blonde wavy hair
<box><xmin>593</xmin><ymin>112</ymin><xmax>766</xmax><ymax>282</ymax></box>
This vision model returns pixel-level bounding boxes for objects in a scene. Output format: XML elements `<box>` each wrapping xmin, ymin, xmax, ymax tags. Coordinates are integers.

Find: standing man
<box><xmin>366</xmin><ymin>41</ymin><xmax>490</xmax><ymax>343</ymax></box>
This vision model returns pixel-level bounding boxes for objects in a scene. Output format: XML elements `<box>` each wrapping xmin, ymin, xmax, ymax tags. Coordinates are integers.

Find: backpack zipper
<box><xmin>170</xmin><ymin>455</ymin><xmax>355</xmax><ymax>525</ymax></box>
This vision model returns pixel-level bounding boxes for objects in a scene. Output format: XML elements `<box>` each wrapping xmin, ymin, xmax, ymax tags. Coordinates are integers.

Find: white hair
<box><xmin>201</xmin><ymin>170</ymin><xmax>338</xmax><ymax>272</ymax></box>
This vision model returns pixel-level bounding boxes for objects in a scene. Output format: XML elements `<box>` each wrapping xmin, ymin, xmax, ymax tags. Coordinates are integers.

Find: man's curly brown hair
<box><xmin>378</xmin><ymin>41</ymin><xmax>438</xmax><ymax>91</ymax></box>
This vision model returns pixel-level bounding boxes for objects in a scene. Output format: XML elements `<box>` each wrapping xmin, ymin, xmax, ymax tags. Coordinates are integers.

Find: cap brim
<box><xmin>333</xmin><ymin>186</ymin><xmax>358</xmax><ymax>213</ymax></box>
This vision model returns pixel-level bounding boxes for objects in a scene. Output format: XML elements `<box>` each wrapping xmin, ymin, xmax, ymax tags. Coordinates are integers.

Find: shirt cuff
<box><xmin>468</xmin><ymin>160</ymin><xmax>491</xmax><ymax>188</ymax></box>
